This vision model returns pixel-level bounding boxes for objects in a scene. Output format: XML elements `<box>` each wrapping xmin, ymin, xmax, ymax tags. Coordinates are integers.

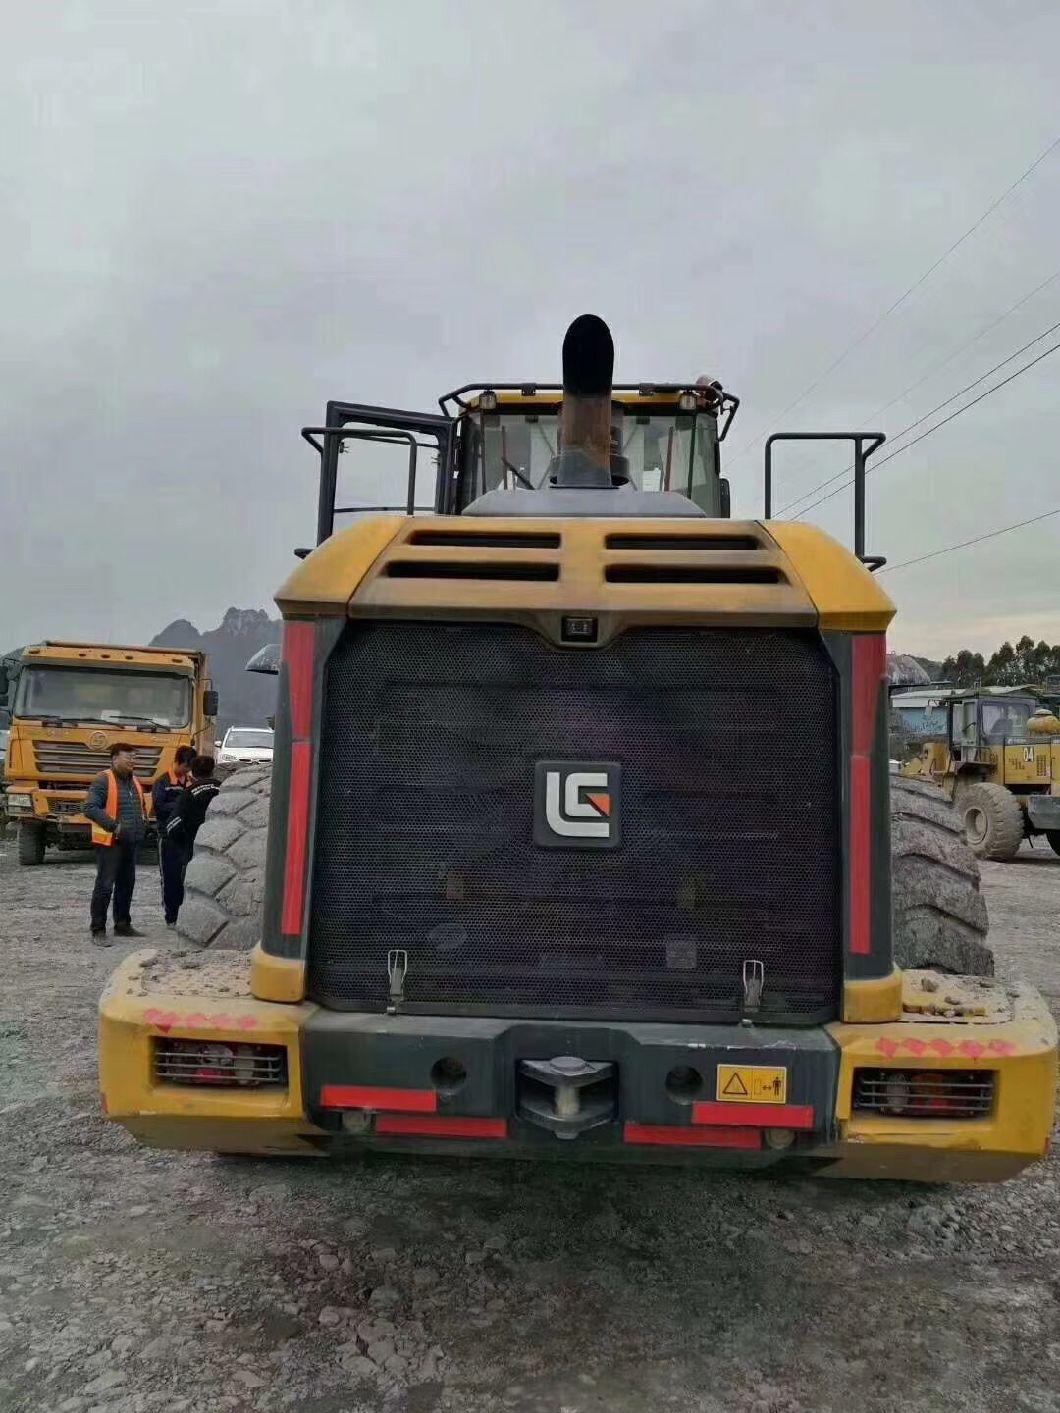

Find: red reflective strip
<box><xmin>850</xmin><ymin>753</ymin><xmax>872</xmax><ymax>955</ymax></box>
<box><xmin>850</xmin><ymin>634</ymin><xmax>885</xmax><ymax>956</ymax></box>
<box><xmin>283</xmin><ymin>621</ymin><xmax>315</xmax><ymax>738</ymax></box>
<box><xmin>852</xmin><ymin>633</ymin><xmax>886</xmax><ymax>755</ymax></box>
<box><xmin>280</xmin><ymin>741</ymin><xmax>310</xmax><ymax>935</ymax></box>
<box><xmin>692</xmin><ymin>1101</ymin><xmax>815</xmax><ymax>1130</ymax></box>
<box><xmin>319</xmin><ymin>1085</ymin><xmax>438</xmax><ymax>1112</ymax></box>
<box><xmin>376</xmin><ymin>1115</ymin><xmax>507</xmax><ymax>1139</ymax></box>
<box><xmin>623</xmin><ymin>1123</ymin><xmax>761</xmax><ymax>1150</ymax></box>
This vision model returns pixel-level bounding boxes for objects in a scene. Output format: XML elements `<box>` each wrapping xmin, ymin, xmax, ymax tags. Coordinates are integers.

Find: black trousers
<box><xmin>158</xmin><ymin>837</ymin><xmax>187</xmax><ymax>925</ymax></box>
<box><xmin>91</xmin><ymin>840</ymin><xmax>138</xmax><ymax>930</ymax></box>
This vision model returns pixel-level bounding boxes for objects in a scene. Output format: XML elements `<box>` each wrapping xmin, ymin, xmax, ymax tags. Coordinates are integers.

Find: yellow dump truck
<box><xmin>2</xmin><ymin>641</ymin><xmax>217</xmax><ymax>864</ymax></box>
<box><xmin>99</xmin><ymin>316</ymin><xmax>1057</xmax><ymax>1180</ymax></box>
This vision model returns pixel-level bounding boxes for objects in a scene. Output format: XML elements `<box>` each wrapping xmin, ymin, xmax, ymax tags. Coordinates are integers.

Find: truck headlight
<box><xmin>6</xmin><ymin>794</ymin><xmax>32</xmax><ymax>811</ymax></box>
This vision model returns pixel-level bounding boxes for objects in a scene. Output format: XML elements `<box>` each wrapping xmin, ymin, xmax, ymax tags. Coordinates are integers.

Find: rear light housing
<box><xmin>154</xmin><ymin>1039</ymin><xmax>288</xmax><ymax>1089</ymax></box>
<box><xmin>853</xmin><ymin>1068</ymin><xmax>994</xmax><ymax>1119</ymax></box>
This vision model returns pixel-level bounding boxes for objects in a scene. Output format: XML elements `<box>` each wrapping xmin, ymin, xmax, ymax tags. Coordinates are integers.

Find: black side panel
<box><xmin>307</xmin><ymin>623</ymin><xmax>842</xmax><ymax>1023</ymax></box>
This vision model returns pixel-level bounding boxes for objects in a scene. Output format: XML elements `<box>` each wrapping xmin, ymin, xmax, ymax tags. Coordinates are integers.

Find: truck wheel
<box><xmin>17</xmin><ymin>820</ymin><xmax>46</xmax><ymax>866</ymax></box>
<box><xmin>1046</xmin><ymin>830</ymin><xmax>1060</xmax><ymax>857</ymax></box>
<box><xmin>959</xmin><ymin>781</ymin><xmax>1025</xmax><ymax>861</ymax></box>
<box><xmin>891</xmin><ymin>776</ymin><xmax>993</xmax><ymax>976</ymax></box>
<box><xmin>175</xmin><ymin>763</ymin><xmax>271</xmax><ymax>950</ymax></box>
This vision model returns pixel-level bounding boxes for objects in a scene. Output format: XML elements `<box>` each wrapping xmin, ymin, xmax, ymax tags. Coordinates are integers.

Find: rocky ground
<box><xmin>1</xmin><ymin>838</ymin><xmax>1058</xmax><ymax>1413</ymax></box>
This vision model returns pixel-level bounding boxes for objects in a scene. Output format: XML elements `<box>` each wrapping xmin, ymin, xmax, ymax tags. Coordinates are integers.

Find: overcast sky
<box><xmin>2</xmin><ymin>0</ymin><xmax>1057</xmax><ymax>660</ymax></box>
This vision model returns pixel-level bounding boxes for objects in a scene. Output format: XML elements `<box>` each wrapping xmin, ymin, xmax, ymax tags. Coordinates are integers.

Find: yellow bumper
<box><xmin>99</xmin><ymin>950</ymin><xmax>326</xmax><ymax>1156</ymax></box>
<box><xmin>822</xmin><ymin>979</ymin><xmax>1057</xmax><ymax>1180</ymax></box>
<box><xmin>100</xmin><ymin>954</ymin><xmax>1058</xmax><ymax>1178</ymax></box>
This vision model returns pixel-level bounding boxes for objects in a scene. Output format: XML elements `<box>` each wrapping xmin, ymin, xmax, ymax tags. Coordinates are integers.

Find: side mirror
<box><xmin>718</xmin><ymin>477</ymin><xmax>731</xmax><ymax>519</ymax></box>
<box><xmin>203</xmin><ymin>689</ymin><xmax>220</xmax><ymax>717</ymax></box>
<box><xmin>214</xmin><ymin>740</ymin><xmax>222</xmax><ymax>750</ymax></box>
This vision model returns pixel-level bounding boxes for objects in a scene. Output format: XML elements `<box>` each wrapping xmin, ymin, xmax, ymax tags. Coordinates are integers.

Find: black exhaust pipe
<box><xmin>553</xmin><ymin>314</ymin><xmax>615</xmax><ymax>489</ymax></box>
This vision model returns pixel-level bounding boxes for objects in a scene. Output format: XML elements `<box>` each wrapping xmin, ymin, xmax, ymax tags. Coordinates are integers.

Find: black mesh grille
<box><xmin>308</xmin><ymin>623</ymin><xmax>841</xmax><ymax>1023</ymax></box>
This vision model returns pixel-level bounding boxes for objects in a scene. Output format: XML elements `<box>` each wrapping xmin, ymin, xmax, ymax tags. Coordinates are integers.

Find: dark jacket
<box><xmin>84</xmin><ymin>770</ymin><xmax>147</xmax><ymax>845</ymax></box>
<box><xmin>152</xmin><ymin>771</ymin><xmax>187</xmax><ymax>831</ymax></box>
<box><xmin>165</xmin><ymin>777</ymin><xmax>221</xmax><ymax>857</ymax></box>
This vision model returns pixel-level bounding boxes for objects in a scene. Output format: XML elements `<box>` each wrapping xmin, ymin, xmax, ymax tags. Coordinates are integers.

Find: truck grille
<box><xmin>33</xmin><ymin>742</ymin><xmax>161</xmax><ymax>779</ymax></box>
<box><xmin>308</xmin><ymin>623</ymin><xmax>841</xmax><ymax>1024</ymax></box>
<box><xmin>853</xmin><ymin>1068</ymin><xmax>995</xmax><ymax>1118</ymax></box>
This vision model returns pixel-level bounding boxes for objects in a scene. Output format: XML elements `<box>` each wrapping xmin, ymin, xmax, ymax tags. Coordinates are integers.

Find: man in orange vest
<box><xmin>84</xmin><ymin>742</ymin><xmax>148</xmax><ymax>943</ymax></box>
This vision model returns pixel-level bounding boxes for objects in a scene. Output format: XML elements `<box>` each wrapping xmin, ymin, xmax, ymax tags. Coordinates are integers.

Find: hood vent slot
<box><xmin>605</xmin><ymin>564</ymin><xmax>782</xmax><ymax>585</ymax></box>
<box><xmin>408</xmin><ymin>529</ymin><xmax>560</xmax><ymax>549</ymax></box>
<box><xmin>387</xmin><ymin>560</ymin><xmax>559</xmax><ymax>582</ymax></box>
<box><xmin>606</xmin><ymin>533</ymin><xmax>760</xmax><ymax>552</ymax></box>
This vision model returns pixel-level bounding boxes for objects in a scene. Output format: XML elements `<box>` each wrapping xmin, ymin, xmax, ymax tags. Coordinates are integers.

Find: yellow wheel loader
<box><xmin>893</xmin><ymin>685</ymin><xmax>1060</xmax><ymax>860</ymax></box>
<box><xmin>99</xmin><ymin>316</ymin><xmax>1056</xmax><ymax>1181</ymax></box>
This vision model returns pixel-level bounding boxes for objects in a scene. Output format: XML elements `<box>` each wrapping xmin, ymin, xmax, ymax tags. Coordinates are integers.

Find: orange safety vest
<box><xmin>91</xmin><ymin>770</ymin><xmax>146</xmax><ymax>847</ymax></box>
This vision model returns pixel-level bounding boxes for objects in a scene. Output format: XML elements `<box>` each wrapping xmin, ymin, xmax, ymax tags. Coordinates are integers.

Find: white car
<box><xmin>217</xmin><ymin>726</ymin><xmax>275</xmax><ymax>766</ymax></box>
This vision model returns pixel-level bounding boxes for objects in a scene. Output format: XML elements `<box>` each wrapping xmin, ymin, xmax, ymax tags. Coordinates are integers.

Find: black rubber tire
<box><xmin>1046</xmin><ymin>829</ymin><xmax>1060</xmax><ymax>857</ymax></box>
<box><xmin>958</xmin><ymin>780</ymin><xmax>1025</xmax><ymax>862</ymax></box>
<box><xmin>175</xmin><ymin>763</ymin><xmax>271</xmax><ymax>950</ymax></box>
<box><xmin>17</xmin><ymin>820</ymin><xmax>45</xmax><ymax>866</ymax></box>
<box><xmin>891</xmin><ymin>776</ymin><xmax>993</xmax><ymax>976</ymax></box>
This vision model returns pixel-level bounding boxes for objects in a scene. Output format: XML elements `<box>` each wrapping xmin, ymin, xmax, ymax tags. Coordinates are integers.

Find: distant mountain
<box><xmin>151</xmin><ymin>607</ymin><xmax>280</xmax><ymax>735</ymax></box>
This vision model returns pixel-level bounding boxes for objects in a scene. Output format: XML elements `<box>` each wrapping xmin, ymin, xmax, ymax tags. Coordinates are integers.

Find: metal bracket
<box><xmin>741</xmin><ymin>959</ymin><xmax>765</xmax><ymax>1022</ymax></box>
<box><xmin>386</xmin><ymin>949</ymin><xmax>408</xmax><ymax>1014</ymax></box>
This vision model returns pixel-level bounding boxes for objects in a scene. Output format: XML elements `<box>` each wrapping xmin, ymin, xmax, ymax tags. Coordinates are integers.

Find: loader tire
<box><xmin>175</xmin><ymin>762</ymin><xmax>271</xmax><ymax>951</ymax></box>
<box><xmin>958</xmin><ymin>781</ymin><xmax>1024</xmax><ymax>861</ymax></box>
<box><xmin>891</xmin><ymin>776</ymin><xmax>993</xmax><ymax>976</ymax></box>
<box><xmin>1046</xmin><ymin>830</ymin><xmax>1060</xmax><ymax>857</ymax></box>
<box><xmin>18</xmin><ymin>820</ymin><xmax>45</xmax><ymax>866</ymax></box>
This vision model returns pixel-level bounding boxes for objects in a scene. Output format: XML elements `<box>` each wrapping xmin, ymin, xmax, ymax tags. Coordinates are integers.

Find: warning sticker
<box><xmin>716</xmin><ymin>1065</ymin><xmax>788</xmax><ymax>1104</ymax></box>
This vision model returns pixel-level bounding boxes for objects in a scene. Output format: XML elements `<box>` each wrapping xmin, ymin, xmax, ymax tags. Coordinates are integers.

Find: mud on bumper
<box><xmin>99</xmin><ymin>955</ymin><xmax>1057</xmax><ymax>1180</ymax></box>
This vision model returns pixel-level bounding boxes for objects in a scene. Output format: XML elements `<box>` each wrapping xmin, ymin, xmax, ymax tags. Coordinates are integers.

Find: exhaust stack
<box><xmin>554</xmin><ymin>314</ymin><xmax>615</xmax><ymax>489</ymax></box>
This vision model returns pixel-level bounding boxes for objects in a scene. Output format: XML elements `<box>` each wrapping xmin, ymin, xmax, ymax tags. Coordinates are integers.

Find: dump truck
<box><xmin>893</xmin><ymin>684</ymin><xmax>1060</xmax><ymax>859</ymax></box>
<box><xmin>99</xmin><ymin>316</ymin><xmax>1056</xmax><ymax>1180</ymax></box>
<box><xmin>3</xmin><ymin>641</ymin><xmax>218</xmax><ymax>863</ymax></box>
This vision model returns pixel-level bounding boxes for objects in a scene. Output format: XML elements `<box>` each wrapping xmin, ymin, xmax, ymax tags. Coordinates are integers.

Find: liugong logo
<box><xmin>534</xmin><ymin>761</ymin><xmax>621</xmax><ymax>850</ymax></box>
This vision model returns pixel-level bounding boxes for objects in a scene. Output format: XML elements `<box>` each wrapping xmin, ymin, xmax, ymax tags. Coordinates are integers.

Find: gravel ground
<box><xmin>1</xmin><ymin>837</ymin><xmax>1059</xmax><ymax>1413</ymax></box>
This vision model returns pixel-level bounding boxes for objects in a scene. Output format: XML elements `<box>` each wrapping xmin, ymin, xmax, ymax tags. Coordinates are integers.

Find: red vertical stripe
<box><xmin>284</xmin><ymin>621</ymin><xmax>315</xmax><ymax>738</ymax></box>
<box><xmin>850</xmin><ymin>635</ymin><xmax>885</xmax><ymax>956</ymax></box>
<box><xmin>281</xmin><ymin>742</ymin><xmax>311</xmax><ymax>935</ymax></box>
<box><xmin>281</xmin><ymin>621</ymin><xmax>315</xmax><ymax>939</ymax></box>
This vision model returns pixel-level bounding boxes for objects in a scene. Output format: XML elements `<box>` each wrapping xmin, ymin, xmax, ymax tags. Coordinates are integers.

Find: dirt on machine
<box><xmin>893</xmin><ymin>683</ymin><xmax>1060</xmax><ymax>860</ymax></box>
<box><xmin>99</xmin><ymin>315</ymin><xmax>1056</xmax><ymax>1182</ymax></box>
<box><xmin>2</xmin><ymin>641</ymin><xmax>218</xmax><ymax>864</ymax></box>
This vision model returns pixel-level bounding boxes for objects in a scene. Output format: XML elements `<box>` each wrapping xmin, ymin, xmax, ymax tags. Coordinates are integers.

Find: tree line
<box><xmin>938</xmin><ymin>636</ymin><xmax>1060</xmax><ymax>688</ymax></box>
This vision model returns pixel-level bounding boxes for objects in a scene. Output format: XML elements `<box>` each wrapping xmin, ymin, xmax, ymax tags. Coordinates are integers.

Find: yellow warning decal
<box><xmin>716</xmin><ymin>1065</ymin><xmax>788</xmax><ymax>1104</ymax></box>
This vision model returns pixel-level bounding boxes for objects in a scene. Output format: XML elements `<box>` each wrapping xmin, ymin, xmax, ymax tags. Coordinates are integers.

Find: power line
<box><xmin>777</xmin><ymin>314</ymin><xmax>1060</xmax><ymax>516</ymax></box>
<box><xmin>791</xmin><ymin>335</ymin><xmax>1060</xmax><ymax>521</ymax></box>
<box><xmin>879</xmin><ymin>507</ymin><xmax>1060</xmax><ymax>574</ymax></box>
<box><xmin>775</xmin><ymin>266</ymin><xmax>1060</xmax><ymax>510</ymax></box>
<box><xmin>726</xmin><ymin>132</ymin><xmax>1060</xmax><ymax>469</ymax></box>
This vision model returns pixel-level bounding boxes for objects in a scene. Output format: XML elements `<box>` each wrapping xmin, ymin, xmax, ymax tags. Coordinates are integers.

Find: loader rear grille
<box><xmin>853</xmin><ymin>1068</ymin><xmax>995</xmax><ymax>1119</ymax></box>
<box><xmin>308</xmin><ymin>622</ymin><xmax>841</xmax><ymax>1023</ymax></box>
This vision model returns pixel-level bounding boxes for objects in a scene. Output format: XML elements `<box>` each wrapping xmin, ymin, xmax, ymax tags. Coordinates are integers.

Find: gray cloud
<box><xmin>2</xmin><ymin>0</ymin><xmax>1058</xmax><ymax>657</ymax></box>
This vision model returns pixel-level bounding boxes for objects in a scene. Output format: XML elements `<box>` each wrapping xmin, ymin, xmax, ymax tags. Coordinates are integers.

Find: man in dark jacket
<box><xmin>152</xmin><ymin>745</ymin><xmax>194</xmax><ymax>927</ymax></box>
<box><xmin>84</xmin><ymin>742</ymin><xmax>147</xmax><ymax>943</ymax></box>
<box><xmin>165</xmin><ymin>755</ymin><xmax>221</xmax><ymax>862</ymax></box>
